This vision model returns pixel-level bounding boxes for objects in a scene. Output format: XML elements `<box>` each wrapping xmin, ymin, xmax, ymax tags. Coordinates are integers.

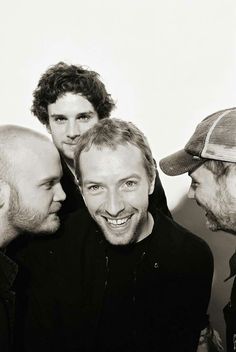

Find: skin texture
<box><xmin>0</xmin><ymin>126</ymin><xmax>66</xmax><ymax>246</ymax></box>
<box><xmin>79</xmin><ymin>143</ymin><xmax>155</xmax><ymax>246</ymax></box>
<box><xmin>188</xmin><ymin>163</ymin><xmax>236</xmax><ymax>234</ymax></box>
<box><xmin>47</xmin><ymin>93</ymin><xmax>99</xmax><ymax>169</ymax></box>
<box><xmin>8</xmin><ymin>143</ymin><xmax>66</xmax><ymax>235</ymax></box>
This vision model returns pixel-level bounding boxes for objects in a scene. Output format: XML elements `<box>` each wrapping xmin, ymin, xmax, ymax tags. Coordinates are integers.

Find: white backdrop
<box><xmin>1</xmin><ymin>0</ymin><xmax>236</xmax><ymax>347</ymax></box>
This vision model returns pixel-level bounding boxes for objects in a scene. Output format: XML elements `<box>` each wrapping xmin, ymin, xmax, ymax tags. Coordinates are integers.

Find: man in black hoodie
<box><xmin>21</xmin><ymin>118</ymin><xmax>213</xmax><ymax>351</ymax></box>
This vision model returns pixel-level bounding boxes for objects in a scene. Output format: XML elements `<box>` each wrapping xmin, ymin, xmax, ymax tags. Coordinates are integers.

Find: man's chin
<box><xmin>100</xmin><ymin>224</ymin><xmax>133</xmax><ymax>245</ymax></box>
<box><xmin>97</xmin><ymin>217</ymin><xmax>135</xmax><ymax>246</ymax></box>
<box><xmin>103</xmin><ymin>232</ymin><xmax>133</xmax><ymax>246</ymax></box>
<box><xmin>33</xmin><ymin>217</ymin><xmax>61</xmax><ymax>235</ymax></box>
<box><xmin>46</xmin><ymin>218</ymin><xmax>61</xmax><ymax>233</ymax></box>
<box><xmin>62</xmin><ymin>148</ymin><xmax>75</xmax><ymax>162</ymax></box>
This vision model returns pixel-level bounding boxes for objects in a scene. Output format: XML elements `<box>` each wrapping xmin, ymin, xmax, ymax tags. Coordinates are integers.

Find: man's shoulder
<box><xmin>155</xmin><ymin>210</ymin><xmax>210</xmax><ymax>247</ymax></box>
<box><xmin>0</xmin><ymin>251</ymin><xmax>18</xmax><ymax>291</ymax></box>
<box><xmin>63</xmin><ymin>207</ymin><xmax>94</xmax><ymax>229</ymax></box>
<box><xmin>59</xmin><ymin>208</ymin><xmax>101</xmax><ymax>246</ymax></box>
<box><xmin>152</xmin><ymin>211</ymin><xmax>214</xmax><ymax>271</ymax></box>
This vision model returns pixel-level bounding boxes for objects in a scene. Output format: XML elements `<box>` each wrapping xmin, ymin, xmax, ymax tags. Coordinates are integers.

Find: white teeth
<box><xmin>106</xmin><ymin>217</ymin><xmax>130</xmax><ymax>225</ymax></box>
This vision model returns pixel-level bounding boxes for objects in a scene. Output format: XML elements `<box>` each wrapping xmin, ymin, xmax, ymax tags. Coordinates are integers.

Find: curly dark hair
<box><xmin>31</xmin><ymin>62</ymin><xmax>115</xmax><ymax>125</ymax></box>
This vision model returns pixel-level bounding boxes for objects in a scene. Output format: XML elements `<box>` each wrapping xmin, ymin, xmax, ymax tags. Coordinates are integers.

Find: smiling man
<box><xmin>159</xmin><ymin>107</ymin><xmax>236</xmax><ymax>351</ymax></box>
<box><xmin>70</xmin><ymin>118</ymin><xmax>213</xmax><ymax>351</ymax></box>
<box><xmin>78</xmin><ymin>142</ymin><xmax>155</xmax><ymax>245</ymax></box>
<box><xmin>21</xmin><ymin>119</ymin><xmax>213</xmax><ymax>352</ymax></box>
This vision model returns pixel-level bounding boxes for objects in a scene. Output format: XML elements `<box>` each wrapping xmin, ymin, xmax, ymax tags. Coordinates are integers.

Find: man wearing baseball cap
<box><xmin>160</xmin><ymin>107</ymin><xmax>236</xmax><ymax>351</ymax></box>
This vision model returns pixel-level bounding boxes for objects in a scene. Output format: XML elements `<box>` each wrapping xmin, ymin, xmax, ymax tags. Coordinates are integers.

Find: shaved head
<box><xmin>0</xmin><ymin>125</ymin><xmax>55</xmax><ymax>181</ymax></box>
<box><xmin>0</xmin><ymin>125</ymin><xmax>66</xmax><ymax>246</ymax></box>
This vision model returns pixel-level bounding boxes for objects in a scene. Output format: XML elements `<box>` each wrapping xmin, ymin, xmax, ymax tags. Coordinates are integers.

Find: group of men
<box><xmin>0</xmin><ymin>62</ymin><xmax>235</xmax><ymax>351</ymax></box>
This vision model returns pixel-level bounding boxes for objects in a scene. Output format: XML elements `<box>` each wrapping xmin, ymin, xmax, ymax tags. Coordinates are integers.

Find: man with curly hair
<box><xmin>31</xmin><ymin>62</ymin><xmax>170</xmax><ymax>217</ymax></box>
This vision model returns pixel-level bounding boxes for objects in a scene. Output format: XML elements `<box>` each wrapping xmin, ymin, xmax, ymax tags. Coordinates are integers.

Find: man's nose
<box><xmin>187</xmin><ymin>186</ymin><xmax>195</xmax><ymax>199</ymax></box>
<box><xmin>54</xmin><ymin>183</ymin><xmax>66</xmax><ymax>202</ymax></box>
<box><xmin>66</xmin><ymin>120</ymin><xmax>80</xmax><ymax>139</ymax></box>
<box><xmin>105</xmin><ymin>190</ymin><xmax>125</xmax><ymax>217</ymax></box>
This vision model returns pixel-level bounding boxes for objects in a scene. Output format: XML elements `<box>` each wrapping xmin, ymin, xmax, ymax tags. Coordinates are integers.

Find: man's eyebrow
<box><xmin>83</xmin><ymin>180</ymin><xmax>103</xmax><ymax>186</ymax></box>
<box><xmin>50</xmin><ymin>114</ymin><xmax>66</xmax><ymax>118</ymax></box>
<box><xmin>119</xmin><ymin>174</ymin><xmax>141</xmax><ymax>183</ymax></box>
<box><xmin>39</xmin><ymin>174</ymin><xmax>62</xmax><ymax>185</ymax></box>
<box><xmin>82</xmin><ymin>174</ymin><xmax>141</xmax><ymax>186</ymax></box>
<box><xmin>76</xmin><ymin>111</ymin><xmax>94</xmax><ymax>117</ymax></box>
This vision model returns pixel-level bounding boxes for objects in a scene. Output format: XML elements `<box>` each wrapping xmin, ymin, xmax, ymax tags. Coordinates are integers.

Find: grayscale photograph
<box><xmin>0</xmin><ymin>1</ymin><xmax>236</xmax><ymax>351</ymax></box>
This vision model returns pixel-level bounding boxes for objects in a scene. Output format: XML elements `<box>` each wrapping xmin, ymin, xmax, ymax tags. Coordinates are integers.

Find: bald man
<box><xmin>0</xmin><ymin>125</ymin><xmax>65</xmax><ymax>352</ymax></box>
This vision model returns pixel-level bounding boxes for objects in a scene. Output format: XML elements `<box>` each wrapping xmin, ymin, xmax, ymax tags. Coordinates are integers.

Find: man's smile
<box><xmin>102</xmin><ymin>215</ymin><xmax>133</xmax><ymax>227</ymax></box>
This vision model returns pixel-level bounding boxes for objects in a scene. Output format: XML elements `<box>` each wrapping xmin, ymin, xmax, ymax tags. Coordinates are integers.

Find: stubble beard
<box><xmin>7</xmin><ymin>187</ymin><xmax>60</xmax><ymax>235</ymax></box>
<box><xmin>95</xmin><ymin>208</ymin><xmax>149</xmax><ymax>246</ymax></box>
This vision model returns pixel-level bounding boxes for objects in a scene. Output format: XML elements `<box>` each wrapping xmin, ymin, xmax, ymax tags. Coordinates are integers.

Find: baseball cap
<box><xmin>159</xmin><ymin>107</ymin><xmax>236</xmax><ymax>176</ymax></box>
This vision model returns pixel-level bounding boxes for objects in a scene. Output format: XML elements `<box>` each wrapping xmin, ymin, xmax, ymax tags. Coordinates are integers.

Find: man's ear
<box><xmin>148</xmin><ymin>172</ymin><xmax>156</xmax><ymax>195</ymax></box>
<box><xmin>0</xmin><ymin>180</ymin><xmax>11</xmax><ymax>210</ymax></box>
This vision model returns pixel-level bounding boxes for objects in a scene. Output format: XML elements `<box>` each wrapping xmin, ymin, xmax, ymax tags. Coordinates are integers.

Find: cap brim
<box><xmin>159</xmin><ymin>149</ymin><xmax>205</xmax><ymax>176</ymax></box>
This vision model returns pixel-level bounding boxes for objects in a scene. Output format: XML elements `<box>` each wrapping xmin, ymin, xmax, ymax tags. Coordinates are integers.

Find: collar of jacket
<box><xmin>0</xmin><ymin>250</ymin><xmax>18</xmax><ymax>293</ymax></box>
<box><xmin>91</xmin><ymin>207</ymin><xmax>183</xmax><ymax>273</ymax></box>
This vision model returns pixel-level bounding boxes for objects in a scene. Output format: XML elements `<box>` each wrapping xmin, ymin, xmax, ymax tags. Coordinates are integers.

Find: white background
<box><xmin>1</xmin><ymin>0</ymin><xmax>236</xmax><ymax>347</ymax></box>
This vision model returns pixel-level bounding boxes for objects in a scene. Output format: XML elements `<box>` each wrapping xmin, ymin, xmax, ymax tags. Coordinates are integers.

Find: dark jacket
<box><xmin>16</xmin><ymin>208</ymin><xmax>213</xmax><ymax>352</ymax></box>
<box><xmin>224</xmin><ymin>277</ymin><xmax>236</xmax><ymax>352</ymax></box>
<box><xmin>58</xmin><ymin>158</ymin><xmax>85</xmax><ymax>217</ymax></box>
<box><xmin>8</xmin><ymin>157</ymin><xmax>171</xmax><ymax>351</ymax></box>
<box><xmin>0</xmin><ymin>251</ymin><xmax>18</xmax><ymax>352</ymax></box>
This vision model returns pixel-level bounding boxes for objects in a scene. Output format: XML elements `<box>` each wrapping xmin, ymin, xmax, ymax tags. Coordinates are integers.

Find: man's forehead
<box><xmin>80</xmin><ymin>143</ymin><xmax>144</xmax><ymax>168</ymax></box>
<box><xmin>83</xmin><ymin>142</ymin><xmax>142</xmax><ymax>155</ymax></box>
<box><xmin>16</xmin><ymin>143</ymin><xmax>61</xmax><ymax>173</ymax></box>
<box><xmin>80</xmin><ymin>144</ymin><xmax>146</xmax><ymax>183</ymax></box>
<box><xmin>189</xmin><ymin>163</ymin><xmax>218</xmax><ymax>185</ymax></box>
<box><xmin>48</xmin><ymin>92</ymin><xmax>94</xmax><ymax>111</ymax></box>
<box><xmin>189</xmin><ymin>163</ymin><xmax>207</xmax><ymax>177</ymax></box>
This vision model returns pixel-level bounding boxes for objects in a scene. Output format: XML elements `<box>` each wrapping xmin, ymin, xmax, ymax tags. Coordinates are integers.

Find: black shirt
<box><xmin>97</xmin><ymin>236</ymin><xmax>152</xmax><ymax>351</ymax></box>
<box><xmin>14</xmin><ymin>208</ymin><xmax>213</xmax><ymax>352</ymax></box>
<box><xmin>0</xmin><ymin>250</ymin><xmax>18</xmax><ymax>352</ymax></box>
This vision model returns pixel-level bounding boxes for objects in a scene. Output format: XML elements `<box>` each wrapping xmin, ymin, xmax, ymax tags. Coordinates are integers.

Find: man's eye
<box><xmin>54</xmin><ymin>117</ymin><xmax>66</xmax><ymax>123</ymax></box>
<box><xmin>88</xmin><ymin>185</ymin><xmax>102</xmax><ymax>192</ymax></box>
<box><xmin>124</xmin><ymin>180</ymin><xmax>137</xmax><ymax>189</ymax></box>
<box><xmin>77</xmin><ymin>114</ymin><xmax>91</xmax><ymax>121</ymax></box>
<box><xmin>44</xmin><ymin>181</ymin><xmax>54</xmax><ymax>190</ymax></box>
<box><xmin>191</xmin><ymin>181</ymin><xmax>199</xmax><ymax>190</ymax></box>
